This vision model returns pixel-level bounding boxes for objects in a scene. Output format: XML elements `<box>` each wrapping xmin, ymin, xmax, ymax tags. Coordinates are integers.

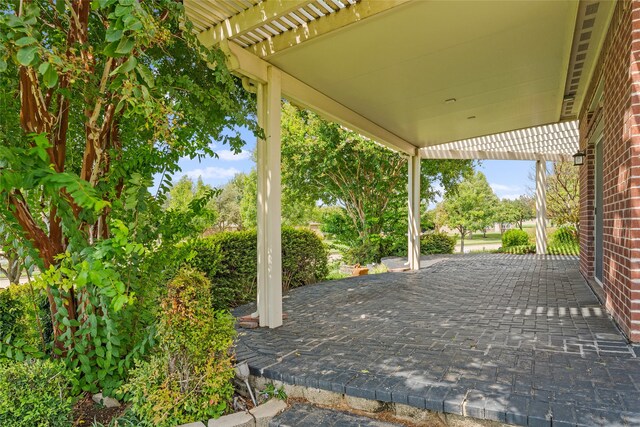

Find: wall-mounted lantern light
<box><xmin>573</xmin><ymin>150</ymin><xmax>586</xmax><ymax>166</ymax></box>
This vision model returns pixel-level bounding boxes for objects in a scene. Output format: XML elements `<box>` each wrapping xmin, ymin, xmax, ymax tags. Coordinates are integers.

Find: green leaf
<box><xmin>103</xmin><ymin>41</ymin><xmax>119</xmax><ymax>57</ymax></box>
<box><xmin>15</xmin><ymin>36</ymin><xmax>37</xmax><ymax>47</ymax></box>
<box><xmin>114</xmin><ymin>4</ymin><xmax>131</xmax><ymax>17</ymax></box>
<box><xmin>105</xmin><ymin>28</ymin><xmax>123</xmax><ymax>43</ymax></box>
<box><xmin>0</xmin><ymin>58</ymin><xmax>6</xmax><ymax>72</ymax></box>
<box><xmin>135</xmin><ymin>63</ymin><xmax>154</xmax><ymax>88</ymax></box>
<box><xmin>42</xmin><ymin>63</ymin><xmax>58</xmax><ymax>88</ymax></box>
<box><xmin>16</xmin><ymin>45</ymin><xmax>38</xmax><ymax>66</ymax></box>
<box><xmin>113</xmin><ymin>55</ymin><xmax>136</xmax><ymax>75</ymax></box>
<box><xmin>114</xmin><ymin>37</ymin><xmax>134</xmax><ymax>55</ymax></box>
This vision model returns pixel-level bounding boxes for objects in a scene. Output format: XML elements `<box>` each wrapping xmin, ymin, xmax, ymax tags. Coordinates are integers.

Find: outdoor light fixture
<box><xmin>573</xmin><ymin>150</ymin><xmax>586</xmax><ymax>166</ymax></box>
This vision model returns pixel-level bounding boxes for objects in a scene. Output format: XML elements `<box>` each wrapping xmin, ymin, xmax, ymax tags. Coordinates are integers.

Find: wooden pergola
<box><xmin>184</xmin><ymin>0</ymin><xmax>613</xmax><ymax>327</ymax></box>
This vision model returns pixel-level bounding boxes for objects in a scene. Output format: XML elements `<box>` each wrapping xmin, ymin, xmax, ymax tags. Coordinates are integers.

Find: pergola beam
<box><xmin>215</xmin><ymin>40</ymin><xmax>417</xmax><ymax>155</ymax></box>
<box><xmin>249</xmin><ymin>0</ymin><xmax>412</xmax><ymax>59</ymax></box>
<box><xmin>197</xmin><ymin>1</ymin><xmax>314</xmax><ymax>47</ymax></box>
<box><xmin>419</xmin><ymin>149</ymin><xmax>573</xmax><ymax>162</ymax></box>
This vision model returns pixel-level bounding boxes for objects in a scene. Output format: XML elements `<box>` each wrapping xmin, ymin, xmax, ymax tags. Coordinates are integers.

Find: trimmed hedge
<box><xmin>502</xmin><ymin>229</ymin><xmax>530</xmax><ymax>247</ymax></box>
<box><xmin>421</xmin><ymin>232</ymin><xmax>456</xmax><ymax>255</ymax></box>
<box><xmin>187</xmin><ymin>227</ymin><xmax>328</xmax><ymax>309</ymax></box>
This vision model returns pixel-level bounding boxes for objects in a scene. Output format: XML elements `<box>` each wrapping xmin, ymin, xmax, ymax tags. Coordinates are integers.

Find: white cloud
<box><xmin>181</xmin><ymin>166</ymin><xmax>241</xmax><ymax>180</ymax></box>
<box><xmin>501</xmin><ymin>194</ymin><xmax>522</xmax><ymax>200</ymax></box>
<box><xmin>490</xmin><ymin>183</ymin><xmax>521</xmax><ymax>193</ymax></box>
<box><xmin>216</xmin><ymin>150</ymin><xmax>251</xmax><ymax>161</ymax></box>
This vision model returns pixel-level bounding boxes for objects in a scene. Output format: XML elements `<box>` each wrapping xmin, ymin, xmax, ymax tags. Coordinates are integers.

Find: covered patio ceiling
<box><xmin>185</xmin><ymin>0</ymin><xmax>614</xmax><ymax>156</ymax></box>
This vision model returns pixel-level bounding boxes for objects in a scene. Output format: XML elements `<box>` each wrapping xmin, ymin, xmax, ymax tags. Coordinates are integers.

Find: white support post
<box><xmin>256</xmin><ymin>66</ymin><xmax>283</xmax><ymax>328</ymax></box>
<box><xmin>408</xmin><ymin>155</ymin><xmax>421</xmax><ymax>270</ymax></box>
<box><xmin>535</xmin><ymin>160</ymin><xmax>548</xmax><ymax>255</ymax></box>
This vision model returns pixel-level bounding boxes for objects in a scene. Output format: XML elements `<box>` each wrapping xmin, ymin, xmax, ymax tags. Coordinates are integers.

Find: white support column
<box><xmin>408</xmin><ymin>154</ymin><xmax>421</xmax><ymax>270</ymax></box>
<box><xmin>256</xmin><ymin>66</ymin><xmax>283</xmax><ymax>328</ymax></box>
<box><xmin>535</xmin><ymin>159</ymin><xmax>548</xmax><ymax>255</ymax></box>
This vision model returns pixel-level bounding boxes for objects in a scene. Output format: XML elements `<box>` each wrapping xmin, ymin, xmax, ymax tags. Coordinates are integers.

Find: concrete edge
<box><xmin>250</xmin><ymin>376</ymin><xmax>511</xmax><ymax>427</ymax></box>
<box><xmin>177</xmin><ymin>398</ymin><xmax>287</xmax><ymax>427</ymax></box>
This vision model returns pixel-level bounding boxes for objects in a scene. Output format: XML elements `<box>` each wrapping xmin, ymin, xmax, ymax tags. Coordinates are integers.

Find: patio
<box><xmin>235</xmin><ymin>254</ymin><xmax>640</xmax><ymax>426</ymax></box>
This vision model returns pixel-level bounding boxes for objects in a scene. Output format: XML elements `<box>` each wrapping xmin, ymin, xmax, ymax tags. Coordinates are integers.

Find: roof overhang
<box><xmin>185</xmin><ymin>0</ymin><xmax>615</xmax><ymax>158</ymax></box>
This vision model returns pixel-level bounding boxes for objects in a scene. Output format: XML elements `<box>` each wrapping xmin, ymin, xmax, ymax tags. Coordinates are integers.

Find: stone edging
<box><xmin>177</xmin><ymin>398</ymin><xmax>287</xmax><ymax>427</ymax></box>
<box><xmin>250</xmin><ymin>376</ymin><xmax>509</xmax><ymax>427</ymax></box>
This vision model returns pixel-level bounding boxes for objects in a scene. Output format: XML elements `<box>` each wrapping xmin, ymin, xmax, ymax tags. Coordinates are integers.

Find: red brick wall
<box><xmin>580</xmin><ymin>0</ymin><xmax>640</xmax><ymax>342</ymax></box>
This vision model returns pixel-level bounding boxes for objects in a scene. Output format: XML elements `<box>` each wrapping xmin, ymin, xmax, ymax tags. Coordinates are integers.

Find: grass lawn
<box><xmin>453</xmin><ymin>232</ymin><xmax>502</xmax><ymax>246</ymax></box>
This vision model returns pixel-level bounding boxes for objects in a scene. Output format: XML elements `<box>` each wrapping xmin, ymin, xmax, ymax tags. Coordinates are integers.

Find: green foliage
<box><xmin>165</xmin><ymin>176</ymin><xmax>219</xmax><ymax>232</ymax></box>
<box><xmin>546</xmin><ymin>161</ymin><xmax>580</xmax><ymax>233</ymax></box>
<box><xmin>282</xmin><ymin>228</ymin><xmax>329</xmax><ymax>292</ymax></box>
<box><xmin>280</xmin><ymin>102</ymin><xmax>473</xmax><ymax>263</ymax></box>
<box><xmin>33</xmin><ymin>221</ymin><xmax>157</xmax><ymax>396</ymax></box>
<box><xmin>260</xmin><ymin>383</ymin><xmax>287</xmax><ymax>401</ymax></box>
<box><xmin>421</xmin><ymin>232</ymin><xmax>456</xmax><ymax>255</ymax></box>
<box><xmin>550</xmin><ymin>225</ymin><xmax>578</xmax><ymax>246</ymax></box>
<box><xmin>495</xmin><ymin>196</ymin><xmax>535</xmax><ymax>230</ymax></box>
<box><xmin>188</xmin><ymin>228</ymin><xmax>328</xmax><ymax>309</ymax></box>
<box><xmin>214</xmin><ymin>173</ymin><xmax>247</xmax><ymax>231</ymax></box>
<box><xmin>0</xmin><ymin>359</ymin><xmax>77</xmax><ymax>427</ymax></box>
<box><xmin>547</xmin><ymin>242</ymin><xmax>579</xmax><ymax>255</ymax></box>
<box><xmin>0</xmin><ymin>287</ymin><xmax>24</xmax><ymax>341</ymax></box>
<box><xmin>92</xmin><ymin>410</ymin><xmax>148</xmax><ymax>427</ymax></box>
<box><xmin>440</xmin><ymin>171</ymin><xmax>499</xmax><ymax>252</ymax></box>
<box><xmin>502</xmin><ymin>229</ymin><xmax>531</xmax><ymax>247</ymax></box>
<box><xmin>0</xmin><ymin>0</ymin><xmax>257</xmax><ymax>394</ymax></box>
<box><xmin>0</xmin><ymin>284</ymin><xmax>50</xmax><ymax>357</ymax></box>
<box><xmin>240</xmin><ymin>168</ymin><xmax>321</xmax><ymax>229</ymax></box>
<box><xmin>123</xmin><ymin>268</ymin><xmax>235</xmax><ymax>427</ymax></box>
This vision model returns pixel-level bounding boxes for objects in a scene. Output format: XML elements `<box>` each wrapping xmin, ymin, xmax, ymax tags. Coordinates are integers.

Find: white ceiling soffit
<box><xmin>420</xmin><ymin>121</ymin><xmax>579</xmax><ymax>161</ymax></box>
<box><xmin>186</xmin><ymin>1</ymin><xmax>614</xmax><ymax>151</ymax></box>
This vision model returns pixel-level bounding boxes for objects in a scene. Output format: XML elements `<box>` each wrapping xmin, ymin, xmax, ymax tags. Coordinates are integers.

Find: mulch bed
<box><xmin>73</xmin><ymin>394</ymin><xmax>127</xmax><ymax>426</ymax></box>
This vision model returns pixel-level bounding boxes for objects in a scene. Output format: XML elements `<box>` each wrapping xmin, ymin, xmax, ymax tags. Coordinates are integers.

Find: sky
<box><xmin>166</xmin><ymin>126</ymin><xmax>536</xmax><ymax>202</ymax></box>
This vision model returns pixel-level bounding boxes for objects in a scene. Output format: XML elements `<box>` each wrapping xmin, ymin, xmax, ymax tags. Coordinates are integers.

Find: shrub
<box><xmin>550</xmin><ymin>225</ymin><xmax>578</xmax><ymax>246</ymax></box>
<box><xmin>0</xmin><ymin>359</ymin><xmax>77</xmax><ymax>427</ymax></box>
<box><xmin>124</xmin><ymin>268</ymin><xmax>236</xmax><ymax>426</ymax></box>
<box><xmin>421</xmin><ymin>232</ymin><xmax>456</xmax><ymax>255</ymax></box>
<box><xmin>0</xmin><ymin>284</ymin><xmax>51</xmax><ymax>350</ymax></box>
<box><xmin>282</xmin><ymin>228</ymin><xmax>329</xmax><ymax>291</ymax></box>
<box><xmin>502</xmin><ymin>229</ymin><xmax>530</xmax><ymax>247</ymax></box>
<box><xmin>188</xmin><ymin>227</ymin><xmax>328</xmax><ymax>308</ymax></box>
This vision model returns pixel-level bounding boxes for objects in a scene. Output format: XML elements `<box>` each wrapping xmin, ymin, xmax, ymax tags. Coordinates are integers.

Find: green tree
<box><xmin>546</xmin><ymin>160</ymin><xmax>579</xmax><ymax>233</ymax></box>
<box><xmin>280</xmin><ymin>102</ymin><xmax>474</xmax><ymax>263</ymax></box>
<box><xmin>495</xmin><ymin>195</ymin><xmax>535</xmax><ymax>233</ymax></box>
<box><xmin>215</xmin><ymin>173</ymin><xmax>246</xmax><ymax>231</ymax></box>
<box><xmin>440</xmin><ymin>171</ymin><xmax>498</xmax><ymax>253</ymax></box>
<box><xmin>240</xmin><ymin>167</ymin><xmax>321</xmax><ymax>229</ymax></box>
<box><xmin>0</xmin><ymin>0</ymin><xmax>256</xmax><ymax>393</ymax></box>
<box><xmin>165</xmin><ymin>176</ymin><xmax>218</xmax><ymax>232</ymax></box>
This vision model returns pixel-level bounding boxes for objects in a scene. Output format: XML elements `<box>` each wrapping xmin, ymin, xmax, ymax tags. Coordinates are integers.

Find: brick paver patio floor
<box><xmin>234</xmin><ymin>254</ymin><xmax>640</xmax><ymax>426</ymax></box>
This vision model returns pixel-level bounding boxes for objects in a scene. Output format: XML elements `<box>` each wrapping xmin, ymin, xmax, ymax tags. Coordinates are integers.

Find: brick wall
<box><xmin>580</xmin><ymin>0</ymin><xmax>640</xmax><ymax>342</ymax></box>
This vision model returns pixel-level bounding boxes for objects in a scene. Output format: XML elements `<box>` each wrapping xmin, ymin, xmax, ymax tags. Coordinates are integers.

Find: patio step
<box><xmin>269</xmin><ymin>403</ymin><xmax>403</xmax><ymax>427</ymax></box>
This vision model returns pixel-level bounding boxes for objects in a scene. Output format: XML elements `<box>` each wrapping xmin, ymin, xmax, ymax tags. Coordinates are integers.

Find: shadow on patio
<box><xmin>234</xmin><ymin>254</ymin><xmax>640</xmax><ymax>426</ymax></box>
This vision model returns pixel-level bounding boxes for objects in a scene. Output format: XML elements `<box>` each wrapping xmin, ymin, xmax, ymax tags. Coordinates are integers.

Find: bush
<box><xmin>421</xmin><ymin>232</ymin><xmax>456</xmax><ymax>255</ymax></box>
<box><xmin>550</xmin><ymin>225</ymin><xmax>578</xmax><ymax>246</ymax></box>
<box><xmin>0</xmin><ymin>284</ymin><xmax>51</xmax><ymax>350</ymax></box>
<box><xmin>502</xmin><ymin>229</ymin><xmax>530</xmax><ymax>247</ymax></box>
<box><xmin>0</xmin><ymin>359</ymin><xmax>77</xmax><ymax>427</ymax></box>
<box><xmin>188</xmin><ymin>227</ymin><xmax>328</xmax><ymax>309</ymax></box>
<box><xmin>124</xmin><ymin>268</ymin><xmax>236</xmax><ymax>426</ymax></box>
<box><xmin>282</xmin><ymin>228</ymin><xmax>329</xmax><ymax>292</ymax></box>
